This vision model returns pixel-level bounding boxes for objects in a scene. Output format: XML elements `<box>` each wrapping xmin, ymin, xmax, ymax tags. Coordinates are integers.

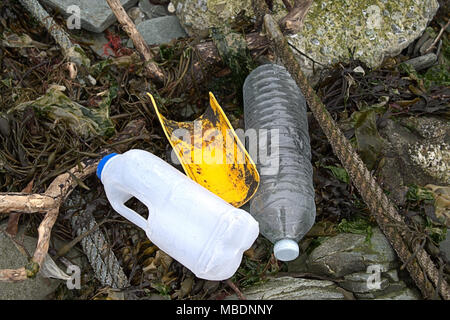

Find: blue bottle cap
<box><xmin>96</xmin><ymin>153</ymin><xmax>119</xmax><ymax>179</ymax></box>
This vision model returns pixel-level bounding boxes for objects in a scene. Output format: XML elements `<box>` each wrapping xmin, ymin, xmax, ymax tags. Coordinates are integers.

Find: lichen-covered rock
<box><xmin>287</xmin><ymin>0</ymin><xmax>439</xmax><ymax>77</ymax></box>
<box><xmin>408</xmin><ymin>142</ymin><xmax>450</xmax><ymax>185</ymax></box>
<box><xmin>378</xmin><ymin>116</ymin><xmax>450</xmax><ymax>204</ymax></box>
<box><xmin>172</xmin><ymin>0</ymin><xmax>439</xmax><ymax>79</ymax></box>
<box><xmin>171</xmin><ymin>0</ymin><xmax>255</xmax><ymax>37</ymax></box>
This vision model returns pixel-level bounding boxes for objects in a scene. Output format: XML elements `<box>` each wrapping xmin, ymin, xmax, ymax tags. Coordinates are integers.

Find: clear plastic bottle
<box><xmin>243</xmin><ymin>64</ymin><xmax>316</xmax><ymax>261</ymax></box>
<box><xmin>96</xmin><ymin>149</ymin><xmax>259</xmax><ymax>280</ymax></box>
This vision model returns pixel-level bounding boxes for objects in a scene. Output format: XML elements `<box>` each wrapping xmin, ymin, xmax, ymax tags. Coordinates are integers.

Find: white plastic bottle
<box><xmin>96</xmin><ymin>149</ymin><xmax>259</xmax><ymax>281</ymax></box>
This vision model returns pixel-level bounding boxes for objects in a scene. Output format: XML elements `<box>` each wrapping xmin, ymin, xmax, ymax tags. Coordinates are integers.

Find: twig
<box><xmin>226</xmin><ymin>279</ymin><xmax>246</xmax><ymax>300</ymax></box>
<box><xmin>105</xmin><ymin>0</ymin><xmax>165</xmax><ymax>83</ymax></box>
<box><xmin>262</xmin><ymin>12</ymin><xmax>449</xmax><ymax>300</ymax></box>
<box><xmin>424</xmin><ymin>19</ymin><xmax>450</xmax><ymax>54</ymax></box>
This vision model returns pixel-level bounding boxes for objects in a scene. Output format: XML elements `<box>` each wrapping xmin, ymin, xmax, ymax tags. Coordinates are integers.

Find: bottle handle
<box><xmin>111</xmin><ymin>200</ymin><xmax>148</xmax><ymax>231</ymax></box>
<box><xmin>105</xmin><ymin>184</ymin><xmax>149</xmax><ymax>231</ymax></box>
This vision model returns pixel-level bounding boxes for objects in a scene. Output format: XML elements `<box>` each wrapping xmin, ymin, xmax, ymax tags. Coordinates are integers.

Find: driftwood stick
<box><xmin>5</xmin><ymin>180</ymin><xmax>34</xmax><ymax>236</ymax></box>
<box><xmin>106</xmin><ymin>0</ymin><xmax>165</xmax><ymax>83</ymax></box>
<box><xmin>0</xmin><ymin>194</ymin><xmax>56</xmax><ymax>214</ymax></box>
<box><xmin>0</xmin><ymin>267</ymin><xmax>27</xmax><ymax>282</ymax></box>
<box><xmin>0</xmin><ymin>161</ymin><xmax>99</xmax><ymax>282</ymax></box>
<box><xmin>263</xmin><ymin>13</ymin><xmax>449</xmax><ymax>300</ymax></box>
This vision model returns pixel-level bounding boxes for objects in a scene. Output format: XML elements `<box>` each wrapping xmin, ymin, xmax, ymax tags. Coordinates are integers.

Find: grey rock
<box><xmin>340</xmin><ymin>271</ymin><xmax>390</xmax><ymax>293</ymax></box>
<box><xmin>41</xmin><ymin>0</ymin><xmax>138</xmax><ymax>33</ymax></box>
<box><xmin>227</xmin><ymin>277</ymin><xmax>346</xmax><ymax>300</ymax></box>
<box><xmin>139</xmin><ymin>0</ymin><xmax>169</xmax><ymax>19</ymax></box>
<box><xmin>403</xmin><ymin>53</ymin><xmax>437</xmax><ymax>71</ymax></box>
<box><xmin>439</xmin><ymin>229</ymin><xmax>450</xmax><ymax>262</ymax></box>
<box><xmin>385</xmin><ymin>269</ymin><xmax>400</xmax><ymax>282</ymax></box>
<box><xmin>306</xmin><ymin>228</ymin><xmax>397</xmax><ymax>278</ymax></box>
<box><xmin>134</xmin><ymin>16</ymin><xmax>187</xmax><ymax>46</ymax></box>
<box><xmin>0</xmin><ymin>226</ymin><xmax>61</xmax><ymax>300</ymax></box>
<box><xmin>287</xmin><ymin>252</ymin><xmax>309</xmax><ymax>273</ymax></box>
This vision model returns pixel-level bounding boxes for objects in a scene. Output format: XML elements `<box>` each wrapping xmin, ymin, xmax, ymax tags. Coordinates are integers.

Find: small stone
<box><xmin>87</xmin><ymin>75</ymin><xmax>97</xmax><ymax>86</ymax></box>
<box><xmin>139</xmin><ymin>0</ymin><xmax>169</xmax><ymax>18</ymax></box>
<box><xmin>419</xmin><ymin>38</ymin><xmax>434</xmax><ymax>55</ymax></box>
<box><xmin>127</xmin><ymin>7</ymin><xmax>146</xmax><ymax>25</ymax></box>
<box><xmin>167</xmin><ymin>2</ymin><xmax>176</xmax><ymax>13</ymax></box>
<box><xmin>413</xmin><ymin>30</ymin><xmax>431</xmax><ymax>56</ymax></box>
<box><xmin>403</xmin><ymin>53</ymin><xmax>437</xmax><ymax>71</ymax></box>
<box><xmin>41</xmin><ymin>0</ymin><xmax>139</xmax><ymax>33</ymax></box>
<box><xmin>134</xmin><ymin>16</ymin><xmax>187</xmax><ymax>46</ymax></box>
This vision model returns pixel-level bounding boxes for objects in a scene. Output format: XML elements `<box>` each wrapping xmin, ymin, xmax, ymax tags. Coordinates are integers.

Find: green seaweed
<box><xmin>352</xmin><ymin>109</ymin><xmax>385</xmax><ymax>170</ymax></box>
<box><xmin>406</xmin><ymin>185</ymin><xmax>435</xmax><ymax>203</ymax></box>
<box><xmin>10</xmin><ymin>86</ymin><xmax>115</xmax><ymax>138</ymax></box>
<box><xmin>338</xmin><ymin>216</ymin><xmax>374</xmax><ymax>243</ymax></box>
<box><xmin>321</xmin><ymin>164</ymin><xmax>350</xmax><ymax>184</ymax></box>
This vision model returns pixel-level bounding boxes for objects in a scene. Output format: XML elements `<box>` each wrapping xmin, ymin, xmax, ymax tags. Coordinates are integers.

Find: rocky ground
<box><xmin>0</xmin><ymin>0</ymin><xmax>449</xmax><ymax>300</ymax></box>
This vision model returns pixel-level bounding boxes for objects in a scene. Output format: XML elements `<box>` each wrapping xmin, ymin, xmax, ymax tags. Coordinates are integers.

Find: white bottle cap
<box><xmin>274</xmin><ymin>239</ymin><xmax>299</xmax><ymax>261</ymax></box>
